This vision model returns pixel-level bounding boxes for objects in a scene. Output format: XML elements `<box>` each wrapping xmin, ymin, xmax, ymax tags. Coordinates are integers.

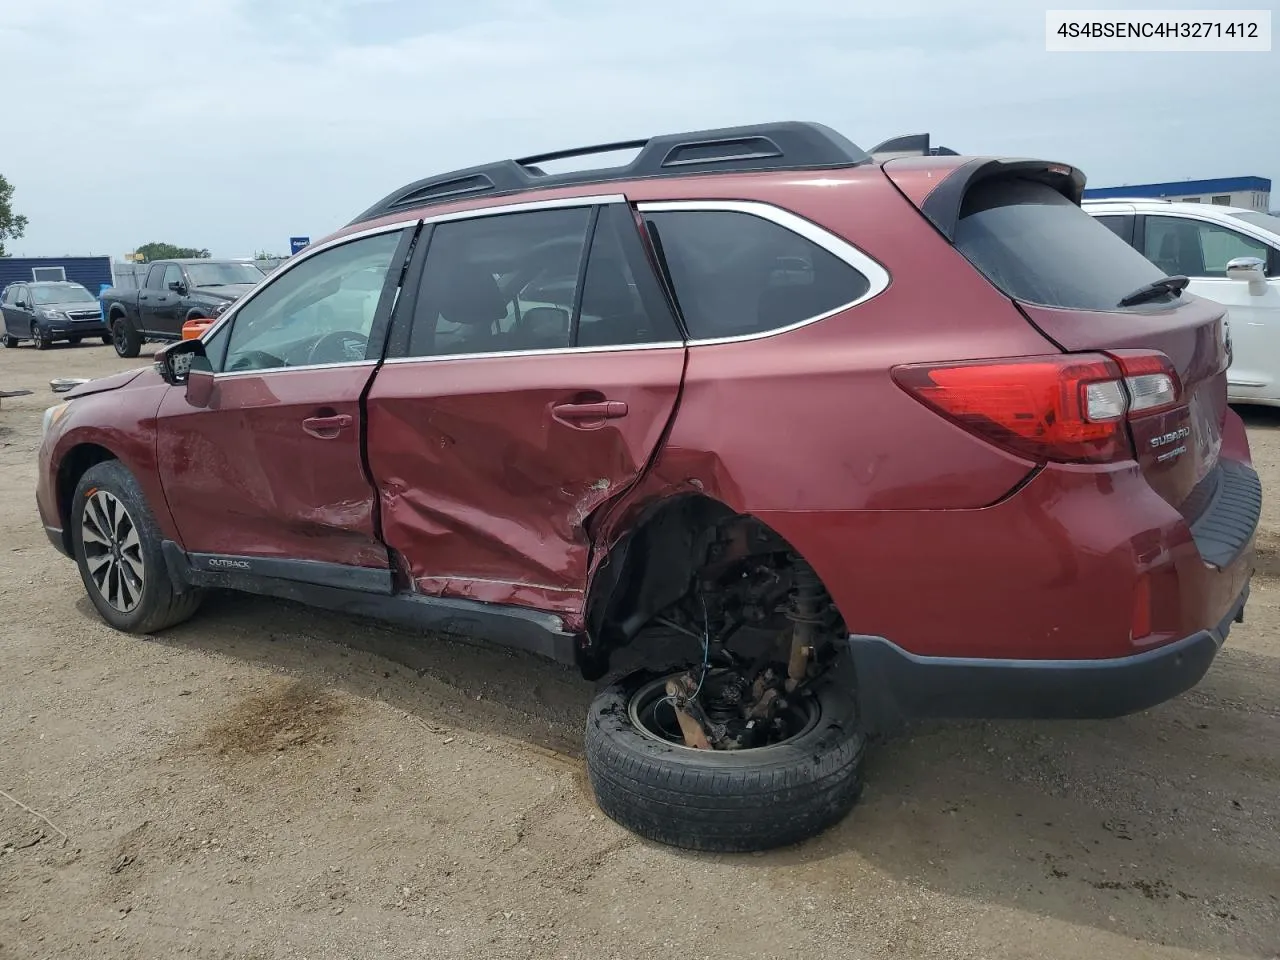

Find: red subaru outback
<box><xmin>36</xmin><ymin>122</ymin><xmax>1258</xmax><ymax>852</ymax></box>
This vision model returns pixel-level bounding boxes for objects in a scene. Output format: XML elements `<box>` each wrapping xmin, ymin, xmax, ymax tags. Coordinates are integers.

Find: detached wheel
<box><xmin>71</xmin><ymin>460</ymin><xmax>203</xmax><ymax>633</ymax></box>
<box><xmin>585</xmin><ymin>661</ymin><xmax>866</xmax><ymax>852</ymax></box>
<box><xmin>111</xmin><ymin>318</ymin><xmax>141</xmax><ymax>358</ymax></box>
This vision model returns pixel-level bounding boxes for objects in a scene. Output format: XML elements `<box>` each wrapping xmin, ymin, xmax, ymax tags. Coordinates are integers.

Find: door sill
<box><xmin>162</xmin><ymin>541</ymin><xmax>577</xmax><ymax>665</ymax></box>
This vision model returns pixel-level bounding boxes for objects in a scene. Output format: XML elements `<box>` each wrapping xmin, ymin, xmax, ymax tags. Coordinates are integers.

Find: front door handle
<box><xmin>302</xmin><ymin>413</ymin><xmax>353</xmax><ymax>439</ymax></box>
<box><xmin>551</xmin><ymin>400</ymin><xmax>629</xmax><ymax>424</ymax></box>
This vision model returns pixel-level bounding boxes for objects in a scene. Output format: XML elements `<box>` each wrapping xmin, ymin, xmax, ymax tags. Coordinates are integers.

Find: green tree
<box><xmin>135</xmin><ymin>242</ymin><xmax>211</xmax><ymax>262</ymax></box>
<box><xmin>0</xmin><ymin>173</ymin><xmax>29</xmax><ymax>257</ymax></box>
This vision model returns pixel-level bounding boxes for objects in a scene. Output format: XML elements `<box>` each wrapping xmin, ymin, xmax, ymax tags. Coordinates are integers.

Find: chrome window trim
<box><xmin>424</xmin><ymin>192</ymin><xmax>624</xmax><ymax>225</ymax></box>
<box><xmin>637</xmin><ymin>199</ymin><xmax>891</xmax><ymax>347</ymax></box>
<box><xmin>382</xmin><ymin>339</ymin><xmax>685</xmax><ymax>366</ymax></box>
<box><xmin>215</xmin><ymin>359</ymin><xmax>378</xmax><ymax>381</ymax></box>
<box><xmin>201</xmin><ymin>193</ymin><xmax>628</xmax><ymax>376</ymax></box>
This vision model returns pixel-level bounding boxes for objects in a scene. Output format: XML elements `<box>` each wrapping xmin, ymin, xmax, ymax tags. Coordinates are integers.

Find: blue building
<box><xmin>1084</xmin><ymin>176</ymin><xmax>1270</xmax><ymax>212</ymax></box>
<box><xmin>0</xmin><ymin>256</ymin><xmax>114</xmax><ymax>296</ymax></box>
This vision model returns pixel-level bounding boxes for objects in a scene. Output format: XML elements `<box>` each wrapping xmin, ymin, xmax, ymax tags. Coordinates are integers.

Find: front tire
<box><xmin>31</xmin><ymin>322</ymin><xmax>50</xmax><ymax>350</ymax></box>
<box><xmin>100</xmin><ymin>333</ymin><xmax>112</xmax><ymax>345</ymax></box>
<box><xmin>69</xmin><ymin>336</ymin><xmax>83</xmax><ymax>346</ymax></box>
<box><xmin>111</xmin><ymin>317</ymin><xmax>142</xmax><ymax>358</ymax></box>
<box><xmin>71</xmin><ymin>460</ymin><xmax>203</xmax><ymax>633</ymax></box>
<box><xmin>585</xmin><ymin>661</ymin><xmax>866</xmax><ymax>852</ymax></box>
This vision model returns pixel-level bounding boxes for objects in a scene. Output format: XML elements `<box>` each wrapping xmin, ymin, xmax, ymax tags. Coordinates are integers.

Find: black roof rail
<box><xmin>349</xmin><ymin>121</ymin><xmax>870</xmax><ymax>225</ymax></box>
<box><xmin>868</xmin><ymin>133</ymin><xmax>959</xmax><ymax>161</ymax></box>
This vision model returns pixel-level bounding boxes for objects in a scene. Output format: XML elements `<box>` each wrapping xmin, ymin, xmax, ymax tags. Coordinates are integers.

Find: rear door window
<box><xmin>643</xmin><ymin>209</ymin><xmax>872</xmax><ymax>340</ymax></box>
<box><xmin>1093</xmin><ymin>214</ymin><xmax>1134</xmax><ymax>245</ymax></box>
<box><xmin>405</xmin><ymin>208</ymin><xmax>591</xmax><ymax>358</ymax></box>
<box><xmin>954</xmin><ymin>179</ymin><xmax>1169</xmax><ymax>311</ymax></box>
<box><xmin>577</xmin><ymin>205</ymin><xmax>682</xmax><ymax>347</ymax></box>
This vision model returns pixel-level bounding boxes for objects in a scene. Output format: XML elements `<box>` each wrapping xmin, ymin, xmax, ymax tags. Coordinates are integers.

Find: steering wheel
<box><xmin>228</xmin><ymin>350</ymin><xmax>286</xmax><ymax>371</ymax></box>
<box><xmin>307</xmin><ymin>330</ymin><xmax>369</xmax><ymax>366</ymax></box>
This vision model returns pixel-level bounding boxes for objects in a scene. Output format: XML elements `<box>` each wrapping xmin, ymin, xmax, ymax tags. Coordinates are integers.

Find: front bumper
<box><xmin>849</xmin><ymin>582</ymin><xmax>1248</xmax><ymax>734</ymax></box>
<box><xmin>44</xmin><ymin>319</ymin><xmax>108</xmax><ymax>337</ymax></box>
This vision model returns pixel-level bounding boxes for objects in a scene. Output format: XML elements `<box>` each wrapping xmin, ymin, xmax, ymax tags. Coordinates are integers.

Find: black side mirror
<box><xmin>168</xmin><ymin>281</ymin><xmax>187</xmax><ymax>295</ymax></box>
<box><xmin>15</xmin><ymin>300</ymin><xmax>28</xmax><ymax>310</ymax></box>
<box><xmin>154</xmin><ymin>338</ymin><xmax>207</xmax><ymax>387</ymax></box>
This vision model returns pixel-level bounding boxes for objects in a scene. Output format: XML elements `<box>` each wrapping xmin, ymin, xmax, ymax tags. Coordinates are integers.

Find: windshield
<box><xmin>1229</xmin><ymin>211</ymin><xmax>1280</xmax><ymax>236</ymax></box>
<box><xmin>31</xmin><ymin>284</ymin><xmax>96</xmax><ymax>304</ymax></box>
<box><xmin>185</xmin><ymin>261</ymin><xmax>266</xmax><ymax>287</ymax></box>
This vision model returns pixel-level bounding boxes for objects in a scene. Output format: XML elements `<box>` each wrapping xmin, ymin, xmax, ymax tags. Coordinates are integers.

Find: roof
<box><xmin>156</xmin><ymin>258</ymin><xmax>254</xmax><ymax>265</ymax></box>
<box><xmin>1084</xmin><ymin>176</ymin><xmax>1270</xmax><ymax>200</ymax></box>
<box><xmin>1082</xmin><ymin>198</ymin><xmax>1252</xmax><ymax>215</ymax></box>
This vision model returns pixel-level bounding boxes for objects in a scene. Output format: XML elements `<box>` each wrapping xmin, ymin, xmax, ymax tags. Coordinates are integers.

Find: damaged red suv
<box><xmin>36</xmin><ymin>122</ymin><xmax>1258</xmax><ymax>852</ymax></box>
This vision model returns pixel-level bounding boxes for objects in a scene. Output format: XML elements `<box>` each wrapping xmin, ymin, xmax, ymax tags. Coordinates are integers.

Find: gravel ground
<box><xmin>1</xmin><ymin>343</ymin><xmax>1278</xmax><ymax>960</ymax></box>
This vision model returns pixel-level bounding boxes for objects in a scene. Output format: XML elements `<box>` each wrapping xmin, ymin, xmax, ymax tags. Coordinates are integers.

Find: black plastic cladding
<box><xmin>348</xmin><ymin>121</ymin><xmax>871</xmax><ymax>226</ymax></box>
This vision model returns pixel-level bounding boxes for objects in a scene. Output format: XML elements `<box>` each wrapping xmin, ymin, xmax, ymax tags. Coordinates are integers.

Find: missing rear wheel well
<box><xmin>581</xmin><ymin>495</ymin><xmax>845</xmax><ymax>680</ymax></box>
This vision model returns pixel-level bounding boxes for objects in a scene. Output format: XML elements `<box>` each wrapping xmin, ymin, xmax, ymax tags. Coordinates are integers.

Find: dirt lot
<box><xmin>1</xmin><ymin>343</ymin><xmax>1278</xmax><ymax>960</ymax></box>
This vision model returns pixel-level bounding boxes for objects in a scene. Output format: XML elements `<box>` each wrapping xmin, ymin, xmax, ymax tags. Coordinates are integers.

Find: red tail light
<box><xmin>892</xmin><ymin>351</ymin><xmax>1181</xmax><ymax>465</ymax></box>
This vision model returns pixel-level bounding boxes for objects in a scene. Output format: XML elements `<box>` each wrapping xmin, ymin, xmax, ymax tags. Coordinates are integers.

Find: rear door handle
<box><xmin>301</xmin><ymin>413</ymin><xmax>353</xmax><ymax>439</ymax></box>
<box><xmin>551</xmin><ymin>400</ymin><xmax>629</xmax><ymax>423</ymax></box>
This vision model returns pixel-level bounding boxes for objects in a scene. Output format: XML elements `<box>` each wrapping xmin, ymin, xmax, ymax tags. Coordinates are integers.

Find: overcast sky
<box><xmin>1</xmin><ymin>0</ymin><xmax>1274</xmax><ymax>257</ymax></box>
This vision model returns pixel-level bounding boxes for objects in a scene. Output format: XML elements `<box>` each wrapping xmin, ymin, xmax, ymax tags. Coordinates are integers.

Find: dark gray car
<box><xmin>0</xmin><ymin>281</ymin><xmax>110</xmax><ymax>349</ymax></box>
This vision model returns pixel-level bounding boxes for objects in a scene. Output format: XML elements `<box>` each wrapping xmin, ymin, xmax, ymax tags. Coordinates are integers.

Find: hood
<box><xmin>63</xmin><ymin>367</ymin><xmax>154</xmax><ymax>399</ymax></box>
<box><xmin>38</xmin><ymin>298</ymin><xmax>102</xmax><ymax>312</ymax></box>
<box><xmin>191</xmin><ymin>283</ymin><xmax>257</xmax><ymax>302</ymax></box>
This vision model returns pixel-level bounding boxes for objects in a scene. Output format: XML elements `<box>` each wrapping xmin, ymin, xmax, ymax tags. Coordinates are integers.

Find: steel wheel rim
<box><xmin>113</xmin><ymin>323</ymin><xmax>126</xmax><ymax>351</ymax></box>
<box><xmin>627</xmin><ymin>673</ymin><xmax>820</xmax><ymax>753</ymax></box>
<box><xmin>80</xmin><ymin>491</ymin><xmax>145</xmax><ymax>613</ymax></box>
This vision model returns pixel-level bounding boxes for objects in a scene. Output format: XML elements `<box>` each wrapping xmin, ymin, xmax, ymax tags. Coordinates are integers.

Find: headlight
<box><xmin>39</xmin><ymin>308</ymin><xmax>66</xmax><ymax>320</ymax></box>
<box><xmin>42</xmin><ymin>403</ymin><xmax>71</xmax><ymax>439</ymax></box>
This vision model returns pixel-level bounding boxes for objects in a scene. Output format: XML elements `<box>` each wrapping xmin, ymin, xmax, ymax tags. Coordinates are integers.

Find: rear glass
<box><xmin>954</xmin><ymin>179</ymin><xmax>1172</xmax><ymax>311</ymax></box>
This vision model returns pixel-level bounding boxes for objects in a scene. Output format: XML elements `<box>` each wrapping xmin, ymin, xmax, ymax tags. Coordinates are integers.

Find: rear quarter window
<box><xmin>644</xmin><ymin>209</ymin><xmax>872</xmax><ymax>340</ymax></box>
<box><xmin>955</xmin><ymin>179</ymin><xmax>1170</xmax><ymax>311</ymax></box>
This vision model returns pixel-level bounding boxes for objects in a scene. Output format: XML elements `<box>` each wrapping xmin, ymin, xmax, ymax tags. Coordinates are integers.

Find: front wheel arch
<box><xmin>55</xmin><ymin>443</ymin><xmax>119</xmax><ymax>553</ymax></box>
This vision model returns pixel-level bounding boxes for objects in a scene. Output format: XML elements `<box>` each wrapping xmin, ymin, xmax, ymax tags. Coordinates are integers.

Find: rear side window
<box><xmin>644</xmin><ymin>210</ymin><xmax>871</xmax><ymax>340</ymax></box>
<box><xmin>955</xmin><ymin>179</ymin><xmax>1169</xmax><ymax>311</ymax></box>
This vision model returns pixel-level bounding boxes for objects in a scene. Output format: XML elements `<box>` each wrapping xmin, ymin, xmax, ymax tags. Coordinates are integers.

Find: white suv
<box><xmin>1083</xmin><ymin>199</ymin><xmax>1280</xmax><ymax>405</ymax></box>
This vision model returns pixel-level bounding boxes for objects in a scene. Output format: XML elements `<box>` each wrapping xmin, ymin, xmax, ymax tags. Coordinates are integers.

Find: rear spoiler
<box><xmin>908</xmin><ymin>158</ymin><xmax>1087</xmax><ymax>242</ymax></box>
<box><xmin>868</xmin><ymin>133</ymin><xmax>960</xmax><ymax>162</ymax></box>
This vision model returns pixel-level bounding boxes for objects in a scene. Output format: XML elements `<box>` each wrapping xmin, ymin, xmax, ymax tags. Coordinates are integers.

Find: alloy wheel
<box><xmin>80</xmin><ymin>490</ymin><xmax>145</xmax><ymax>613</ymax></box>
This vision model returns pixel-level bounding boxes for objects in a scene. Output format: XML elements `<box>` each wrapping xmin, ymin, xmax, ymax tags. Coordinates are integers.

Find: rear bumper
<box><xmin>849</xmin><ymin>582</ymin><xmax>1248</xmax><ymax>733</ymax></box>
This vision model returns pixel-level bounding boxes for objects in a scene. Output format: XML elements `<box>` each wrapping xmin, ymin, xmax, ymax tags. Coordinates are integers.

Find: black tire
<box><xmin>1</xmin><ymin>334</ymin><xmax>17</xmax><ymax>348</ymax></box>
<box><xmin>585</xmin><ymin>661</ymin><xmax>866</xmax><ymax>852</ymax></box>
<box><xmin>31</xmin><ymin>322</ymin><xmax>50</xmax><ymax>350</ymax></box>
<box><xmin>100</xmin><ymin>334</ymin><xmax>112</xmax><ymax>345</ymax></box>
<box><xmin>111</xmin><ymin>317</ymin><xmax>141</xmax><ymax>358</ymax></box>
<box><xmin>70</xmin><ymin>460</ymin><xmax>204</xmax><ymax>633</ymax></box>
<box><xmin>69</xmin><ymin>336</ymin><xmax>83</xmax><ymax>346</ymax></box>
